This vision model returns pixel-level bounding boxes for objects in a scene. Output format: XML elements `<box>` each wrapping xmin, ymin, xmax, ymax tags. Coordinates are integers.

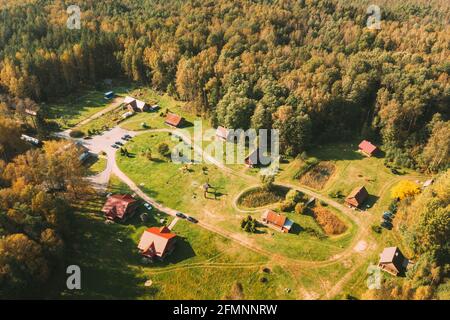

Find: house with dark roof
<box><xmin>216</xmin><ymin>126</ymin><xmax>231</xmax><ymax>141</ymax></box>
<box><xmin>165</xmin><ymin>113</ymin><xmax>184</xmax><ymax>128</ymax></box>
<box><xmin>124</xmin><ymin>96</ymin><xmax>149</xmax><ymax>112</ymax></box>
<box><xmin>378</xmin><ymin>247</ymin><xmax>409</xmax><ymax>276</ymax></box>
<box><xmin>345</xmin><ymin>186</ymin><xmax>369</xmax><ymax>208</ymax></box>
<box><xmin>138</xmin><ymin>226</ymin><xmax>177</xmax><ymax>259</ymax></box>
<box><xmin>261</xmin><ymin>210</ymin><xmax>293</xmax><ymax>233</ymax></box>
<box><xmin>358</xmin><ymin>140</ymin><xmax>379</xmax><ymax>157</ymax></box>
<box><xmin>101</xmin><ymin>194</ymin><xmax>138</xmax><ymax>221</ymax></box>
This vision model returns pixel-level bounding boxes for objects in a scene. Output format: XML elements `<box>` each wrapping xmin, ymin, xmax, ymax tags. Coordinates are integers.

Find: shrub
<box><xmin>241</xmin><ymin>215</ymin><xmax>257</xmax><ymax>233</ymax></box>
<box><xmin>391</xmin><ymin>180</ymin><xmax>420</xmax><ymax>200</ymax></box>
<box><xmin>69</xmin><ymin>130</ymin><xmax>84</xmax><ymax>138</ymax></box>
<box><xmin>285</xmin><ymin>189</ymin><xmax>303</xmax><ymax>204</ymax></box>
<box><xmin>280</xmin><ymin>200</ymin><xmax>295</xmax><ymax>212</ymax></box>
<box><xmin>371</xmin><ymin>225</ymin><xmax>382</xmax><ymax>233</ymax></box>
<box><xmin>157</xmin><ymin>143</ymin><xmax>171</xmax><ymax>157</ymax></box>
<box><xmin>295</xmin><ymin>202</ymin><xmax>305</xmax><ymax>214</ymax></box>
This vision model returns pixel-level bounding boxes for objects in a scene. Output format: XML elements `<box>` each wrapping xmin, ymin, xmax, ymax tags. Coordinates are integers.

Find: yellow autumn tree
<box><xmin>391</xmin><ymin>180</ymin><xmax>420</xmax><ymax>200</ymax></box>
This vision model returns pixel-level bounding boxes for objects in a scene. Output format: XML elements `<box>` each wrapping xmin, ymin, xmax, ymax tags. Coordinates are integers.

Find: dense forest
<box><xmin>0</xmin><ymin>0</ymin><xmax>449</xmax><ymax>298</ymax></box>
<box><xmin>0</xmin><ymin>0</ymin><xmax>448</xmax><ymax>170</ymax></box>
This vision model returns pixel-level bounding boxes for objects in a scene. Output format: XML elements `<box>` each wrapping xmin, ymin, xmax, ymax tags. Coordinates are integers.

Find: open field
<box><xmin>58</xmin><ymin>177</ymin><xmax>307</xmax><ymax>300</ymax></box>
<box><xmin>116</xmin><ymin>132</ymin><xmax>358</xmax><ymax>262</ymax></box>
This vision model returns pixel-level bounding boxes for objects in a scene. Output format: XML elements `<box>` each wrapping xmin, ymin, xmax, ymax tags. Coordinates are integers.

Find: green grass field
<box><xmin>116</xmin><ymin>132</ymin><xmax>358</xmax><ymax>262</ymax></box>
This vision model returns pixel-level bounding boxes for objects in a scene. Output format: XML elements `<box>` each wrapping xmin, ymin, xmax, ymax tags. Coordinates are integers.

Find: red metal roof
<box><xmin>263</xmin><ymin>210</ymin><xmax>287</xmax><ymax>228</ymax></box>
<box><xmin>358</xmin><ymin>140</ymin><xmax>378</xmax><ymax>155</ymax></box>
<box><xmin>138</xmin><ymin>226</ymin><xmax>176</xmax><ymax>258</ymax></box>
<box><xmin>165</xmin><ymin>113</ymin><xmax>183</xmax><ymax>127</ymax></box>
<box><xmin>101</xmin><ymin>194</ymin><xmax>137</xmax><ymax>219</ymax></box>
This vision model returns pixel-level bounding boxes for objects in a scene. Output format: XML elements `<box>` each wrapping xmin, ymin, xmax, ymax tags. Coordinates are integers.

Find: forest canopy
<box><xmin>0</xmin><ymin>0</ymin><xmax>449</xmax><ymax>171</ymax></box>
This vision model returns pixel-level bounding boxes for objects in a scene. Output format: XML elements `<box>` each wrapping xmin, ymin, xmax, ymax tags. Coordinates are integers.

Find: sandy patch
<box><xmin>354</xmin><ymin>240</ymin><xmax>368</xmax><ymax>252</ymax></box>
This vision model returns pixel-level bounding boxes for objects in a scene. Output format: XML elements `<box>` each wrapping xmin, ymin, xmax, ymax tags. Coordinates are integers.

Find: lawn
<box><xmin>86</xmin><ymin>156</ymin><xmax>107</xmax><ymax>175</ymax></box>
<box><xmin>116</xmin><ymin>132</ymin><xmax>358</xmax><ymax>262</ymax></box>
<box><xmin>55</xmin><ymin>175</ymin><xmax>307</xmax><ymax>299</ymax></box>
<box><xmin>45</xmin><ymin>84</ymin><xmax>132</xmax><ymax>129</ymax></box>
<box><xmin>277</xmin><ymin>142</ymin><xmax>426</xmax><ymax>215</ymax></box>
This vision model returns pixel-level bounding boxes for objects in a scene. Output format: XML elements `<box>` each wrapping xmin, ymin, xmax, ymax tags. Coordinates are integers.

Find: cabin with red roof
<box><xmin>261</xmin><ymin>210</ymin><xmax>293</xmax><ymax>233</ymax></box>
<box><xmin>358</xmin><ymin>140</ymin><xmax>379</xmax><ymax>157</ymax></box>
<box><xmin>101</xmin><ymin>194</ymin><xmax>138</xmax><ymax>221</ymax></box>
<box><xmin>345</xmin><ymin>186</ymin><xmax>369</xmax><ymax>208</ymax></box>
<box><xmin>137</xmin><ymin>226</ymin><xmax>177</xmax><ymax>259</ymax></box>
<box><xmin>165</xmin><ymin>113</ymin><xmax>184</xmax><ymax>128</ymax></box>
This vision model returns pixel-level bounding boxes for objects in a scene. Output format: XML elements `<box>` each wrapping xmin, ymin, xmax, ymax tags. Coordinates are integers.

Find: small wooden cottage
<box><xmin>345</xmin><ymin>186</ymin><xmax>369</xmax><ymax>208</ymax></box>
<box><xmin>261</xmin><ymin>210</ymin><xmax>293</xmax><ymax>233</ymax></box>
<box><xmin>378</xmin><ymin>247</ymin><xmax>409</xmax><ymax>276</ymax></box>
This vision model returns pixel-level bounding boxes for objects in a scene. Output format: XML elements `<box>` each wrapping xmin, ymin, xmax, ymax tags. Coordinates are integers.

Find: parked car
<box><xmin>176</xmin><ymin>212</ymin><xmax>187</xmax><ymax>219</ymax></box>
<box><xmin>115</xmin><ymin>141</ymin><xmax>124</xmax><ymax>146</ymax></box>
<box><xmin>187</xmin><ymin>216</ymin><xmax>198</xmax><ymax>223</ymax></box>
<box><xmin>383</xmin><ymin>211</ymin><xmax>394</xmax><ymax>220</ymax></box>
<box><xmin>121</xmin><ymin>135</ymin><xmax>132</xmax><ymax>140</ymax></box>
<box><xmin>143</xmin><ymin>203</ymin><xmax>153</xmax><ymax>210</ymax></box>
<box><xmin>111</xmin><ymin>144</ymin><xmax>119</xmax><ymax>149</ymax></box>
<box><xmin>381</xmin><ymin>221</ymin><xmax>393</xmax><ymax>230</ymax></box>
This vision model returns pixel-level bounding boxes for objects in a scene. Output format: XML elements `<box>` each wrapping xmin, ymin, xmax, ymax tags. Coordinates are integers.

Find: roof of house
<box><xmin>138</xmin><ymin>226</ymin><xmax>176</xmax><ymax>257</ymax></box>
<box><xmin>124</xmin><ymin>96</ymin><xmax>135</xmax><ymax>104</ymax></box>
<box><xmin>101</xmin><ymin>194</ymin><xmax>136</xmax><ymax>219</ymax></box>
<box><xmin>346</xmin><ymin>186</ymin><xmax>369</xmax><ymax>207</ymax></box>
<box><xmin>359</xmin><ymin>140</ymin><xmax>378</xmax><ymax>155</ymax></box>
<box><xmin>165</xmin><ymin>113</ymin><xmax>183</xmax><ymax>127</ymax></box>
<box><xmin>379</xmin><ymin>247</ymin><xmax>406</xmax><ymax>271</ymax></box>
<box><xmin>216</xmin><ymin>126</ymin><xmax>230</xmax><ymax>139</ymax></box>
<box><xmin>262</xmin><ymin>210</ymin><xmax>287</xmax><ymax>228</ymax></box>
<box><xmin>423</xmin><ymin>179</ymin><xmax>434</xmax><ymax>187</ymax></box>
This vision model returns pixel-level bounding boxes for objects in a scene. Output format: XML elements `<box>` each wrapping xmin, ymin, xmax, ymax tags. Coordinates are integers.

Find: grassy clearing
<box><xmin>116</xmin><ymin>132</ymin><xmax>358</xmax><ymax>262</ymax></box>
<box><xmin>46</xmin><ymin>85</ymin><xmax>131</xmax><ymax>129</ymax></box>
<box><xmin>57</xmin><ymin>176</ymin><xmax>304</xmax><ymax>299</ymax></box>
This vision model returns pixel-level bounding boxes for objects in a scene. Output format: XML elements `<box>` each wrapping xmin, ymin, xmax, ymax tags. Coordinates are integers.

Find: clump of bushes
<box><xmin>69</xmin><ymin>130</ymin><xmax>84</xmax><ymax>138</ymax></box>
<box><xmin>371</xmin><ymin>225</ymin><xmax>382</xmax><ymax>234</ymax></box>
<box><xmin>240</xmin><ymin>215</ymin><xmax>257</xmax><ymax>233</ymax></box>
<box><xmin>279</xmin><ymin>189</ymin><xmax>305</xmax><ymax>213</ymax></box>
<box><xmin>295</xmin><ymin>202</ymin><xmax>306</xmax><ymax>214</ymax></box>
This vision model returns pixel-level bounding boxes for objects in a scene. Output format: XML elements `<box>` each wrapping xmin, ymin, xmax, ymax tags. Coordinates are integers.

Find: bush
<box><xmin>285</xmin><ymin>189</ymin><xmax>303</xmax><ymax>204</ymax></box>
<box><xmin>157</xmin><ymin>143</ymin><xmax>171</xmax><ymax>157</ymax></box>
<box><xmin>371</xmin><ymin>225</ymin><xmax>382</xmax><ymax>233</ymax></box>
<box><xmin>241</xmin><ymin>215</ymin><xmax>257</xmax><ymax>233</ymax></box>
<box><xmin>69</xmin><ymin>130</ymin><xmax>85</xmax><ymax>138</ymax></box>
<box><xmin>295</xmin><ymin>202</ymin><xmax>305</xmax><ymax>214</ymax></box>
<box><xmin>280</xmin><ymin>200</ymin><xmax>295</xmax><ymax>212</ymax></box>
